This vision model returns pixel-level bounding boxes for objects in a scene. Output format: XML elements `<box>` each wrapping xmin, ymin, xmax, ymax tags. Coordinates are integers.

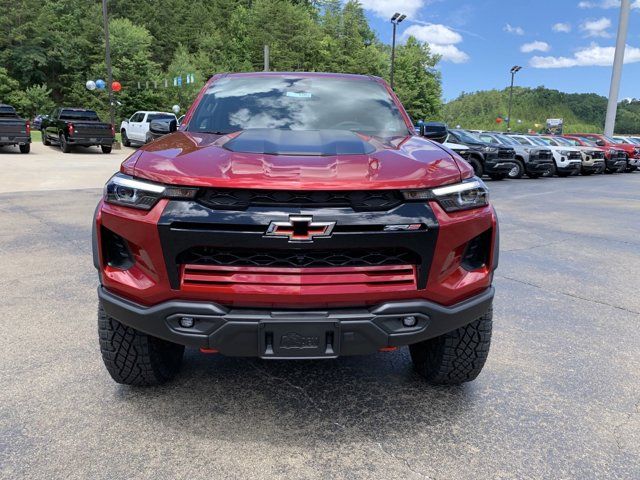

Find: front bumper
<box><xmin>582</xmin><ymin>161</ymin><xmax>606</xmax><ymax>173</ymax></box>
<box><xmin>556</xmin><ymin>161</ymin><xmax>582</xmax><ymax>174</ymax></box>
<box><xmin>484</xmin><ymin>159</ymin><xmax>516</xmax><ymax>174</ymax></box>
<box><xmin>98</xmin><ymin>285</ymin><xmax>495</xmax><ymax>358</ymax></box>
<box><xmin>526</xmin><ymin>160</ymin><xmax>554</xmax><ymax>173</ymax></box>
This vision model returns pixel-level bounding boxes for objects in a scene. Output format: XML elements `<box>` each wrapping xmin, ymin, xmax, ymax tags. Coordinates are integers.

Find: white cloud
<box><xmin>429</xmin><ymin>44</ymin><xmax>470</xmax><ymax>63</ymax></box>
<box><xmin>357</xmin><ymin>0</ymin><xmax>425</xmax><ymax>19</ymax></box>
<box><xmin>552</xmin><ymin>22</ymin><xmax>572</xmax><ymax>33</ymax></box>
<box><xmin>521</xmin><ymin>41</ymin><xmax>551</xmax><ymax>53</ymax></box>
<box><xmin>578</xmin><ymin>0</ymin><xmax>640</xmax><ymax>9</ymax></box>
<box><xmin>403</xmin><ymin>24</ymin><xmax>462</xmax><ymax>45</ymax></box>
<box><xmin>504</xmin><ymin>24</ymin><xmax>525</xmax><ymax>35</ymax></box>
<box><xmin>403</xmin><ymin>23</ymin><xmax>470</xmax><ymax>63</ymax></box>
<box><xmin>529</xmin><ymin>43</ymin><xmax>640</xmax><ymax>68</ymax></box>
<box><xmin>581</xmin><ymin>17</ymin><xmax>612</xmax><ymax>37</ymax></box>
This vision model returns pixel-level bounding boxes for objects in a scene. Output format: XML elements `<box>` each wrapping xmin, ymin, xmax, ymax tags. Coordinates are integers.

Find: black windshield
<box><xmin>187</xmin><ymin>76</ymin><xmax>410</xmax><ymax>138</ymax></box>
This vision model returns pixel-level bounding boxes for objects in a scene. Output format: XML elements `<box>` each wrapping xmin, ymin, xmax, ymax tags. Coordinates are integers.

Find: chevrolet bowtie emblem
<box><xmin>265</xmin><ymin>216</ymin><xmax>336</xmax><ymax>242</ymax></box>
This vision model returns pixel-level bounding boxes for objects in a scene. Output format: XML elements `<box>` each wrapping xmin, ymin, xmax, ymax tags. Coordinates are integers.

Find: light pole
<box><xmin>101</xmin><ymin>0</ymin><xmax>115</xmax><ymax>130</ymax></box>
<box><xmin>390</xmin><ymin>12</ymin><xmax>406</xmax><ymax>90</ymax></box>
<box><xmin>506</xmin><ymin>65</ymin><xmax>522</xmax><ymax>132</ymax></box>
<box><xmin>604</xmin><ymin>0</ymin><xmax>631</xmax><ymax>136</ymax></box>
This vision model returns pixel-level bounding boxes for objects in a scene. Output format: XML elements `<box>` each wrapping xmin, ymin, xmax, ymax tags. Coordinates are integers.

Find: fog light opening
<box><xmin>402</xmin><ymin>316</ymin><xmax>418</xmax><ymax>327</ymax></box>
<box><xmin>179</xmin><ymin>316</ymin><xmax>195</xmax><ymax>328</ymax></box>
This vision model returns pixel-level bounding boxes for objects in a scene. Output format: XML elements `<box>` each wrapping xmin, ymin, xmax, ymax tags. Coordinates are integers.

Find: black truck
<box><xmin>421</xmin><ymin>123</ymin><xmax>517</xmax><ymax>180</ymax></box>
<box><xmin>41</xmin><ymin>108</ymin><xmax>115</xmax><ymax>153</ymax></box>
<box><xmin>0</xmin><ymin>104</ymin><xmax>31</xmax><ymax>153</ymax></box>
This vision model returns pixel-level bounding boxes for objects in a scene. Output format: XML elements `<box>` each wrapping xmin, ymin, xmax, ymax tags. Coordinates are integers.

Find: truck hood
<box><xmin>127</xmin><ymin>131</ymin><xmax>463</xmax><ymax>190</ymax></box>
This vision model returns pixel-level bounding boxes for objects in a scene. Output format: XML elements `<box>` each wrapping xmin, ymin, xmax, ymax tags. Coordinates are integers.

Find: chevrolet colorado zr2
<box><xmin>93</xmin><ymin>73</ymin><xmax>498</xmax><ymax>386</ymax></box>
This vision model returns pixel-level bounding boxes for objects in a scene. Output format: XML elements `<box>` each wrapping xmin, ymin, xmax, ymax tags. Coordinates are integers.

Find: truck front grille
<box><xmin>197</xmin><ymin>188</ymin><xmax>403</xmax><ymax>211</ymax></box>
<box><xmin>178</xmin><ymin>247</ymin><xmax>419</xmax><ymax>269</ymax></box>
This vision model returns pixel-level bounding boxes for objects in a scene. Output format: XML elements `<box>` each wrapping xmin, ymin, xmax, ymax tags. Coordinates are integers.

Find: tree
<box><xmin>392</xmin><ymin>36</ymin><xmax>442</xmax><ymax>122</ymax></box>
<box><xmin>10</xmin><ymin>84</ymin><xmax>55</xmax><ymax>118</ymax></box>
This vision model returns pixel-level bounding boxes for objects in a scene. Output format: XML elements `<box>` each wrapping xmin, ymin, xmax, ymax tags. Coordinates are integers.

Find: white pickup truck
<box><xmin>120</xmin><ymin>111</ymin><xmax>177</xmax><ymax>146</ymax></box>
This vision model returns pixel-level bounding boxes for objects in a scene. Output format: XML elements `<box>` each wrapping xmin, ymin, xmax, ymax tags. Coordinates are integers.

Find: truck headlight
<box><xmin>402</xmin><ymin>177</ymin><xmax>489</xmax><ymax>212</ymax></box>
<box><xmin>482</xmin><ymin>146</ymin><xmax>498</xmax><ymax>153</ymax></box>
<box><xmin>558</xmin><ymin>150</ymin><xmax>571</xmax><ymax>156</ymax></box>
<box><xmin>104</xmin><ymin>173</ymin><xmax>197</xmax><ymax>210</ymax></box>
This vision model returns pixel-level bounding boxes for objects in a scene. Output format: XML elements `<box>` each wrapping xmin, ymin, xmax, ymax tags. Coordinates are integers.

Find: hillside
<box><xmin>442</xmin><ymin>86</ymin><xmax>640</xmax><ymax>134</ymax></box>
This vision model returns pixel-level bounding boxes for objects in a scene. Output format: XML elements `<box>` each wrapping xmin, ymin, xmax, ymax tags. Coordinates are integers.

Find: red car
<box><xmin>570</xmin><ymin>133</ymin><xmax>639</xmax><ymax>172</ymax></box>
<box><xmin>93</xmin><ymin>72</ymin><xmax>498</xmax><ymax>386</ymax></box>
<box><xmin>562</xmin><ymin>135</ymin><xmax>628</xmax><ymax>173</ymax></box>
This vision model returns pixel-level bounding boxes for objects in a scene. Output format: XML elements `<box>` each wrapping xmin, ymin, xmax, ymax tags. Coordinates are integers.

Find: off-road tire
<box><xmin>42</xmin><ymin>130</ymin><xmax>50</xmax><ymax>146</ymax></box>
<box><xmin>98</xmin><ymin>304</ymin><xmax>184</xmax><ymax>386</ymax></box>
<box><xmin>101</xmin><ymin>145</ymin><xmax>112</xmax><ymax>154</ymax></box>
<box><xmin>121</xmin><ymin>129</ymin><xmax>130</xmax><ymax>147</ymax></box>
<box><xmin>410</xmin><ymin>308</ymin><xmax>493</xmax><ymax>385</ymax></box>
<box><xmin>507</xmin><ymin>159</ymin><xmax>525</xmax><ymax>179</ymax></box>
<box><xmin>19</xmin><ymin>144</ymin><xmax>30</xmax><ymax>154</ymax></box>
<box><xmin>60</xmin><ymin>134</ymin><xmax>71</xmax><ymax>153</ymax></box>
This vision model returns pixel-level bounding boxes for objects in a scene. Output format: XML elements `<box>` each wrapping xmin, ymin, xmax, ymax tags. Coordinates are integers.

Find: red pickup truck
<box><xmin>93</xmin><ymin>72</ymin><xmax>498</xmax><ymax>386</ymax></box>
<box><xmin>570</xmin><ymin>133</ymin><xmax>639</xmax><ymax>172</ymax></box>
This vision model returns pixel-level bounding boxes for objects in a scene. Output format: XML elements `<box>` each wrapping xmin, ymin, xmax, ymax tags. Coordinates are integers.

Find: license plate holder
<box><xmin>259</xmin><ymin>321</ymin><xmax>340</xmax><ymax>359</ymax></box>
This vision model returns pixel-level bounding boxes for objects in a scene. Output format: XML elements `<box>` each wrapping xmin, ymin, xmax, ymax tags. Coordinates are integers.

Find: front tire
<box><xmin>98</xmin><ymin>304</ymin><xmax>184</xmax><ymax>386</ymax></box>
<box><xmin>42</xmin><ymin>130</ymin><xmax>50</xmax><ymax>146</ymax></box>
<box><xmin>101</xmin><ymin>145</ymin><xmax>112</xmax><ymax>154</ymax></box>
<box><xmin>121</xmin><ymin>129</ymin><xmax>130</xmax><ymax>147</ymax></box>
<box><xmin>507</xmin><ymin>159</ymin><xmax>525</xmax><ymax>179</ymax></box>
<box><xmin>19</xmin><ymin>144</ymin><xmax>30</xmax><ymax>154</ymax></box>
<box><xmin>467</xmin><ymin>156</ymin><xmax>484</xmax><ymax>178</ymax></box>
<box><xmin>410</xmin><ymin>308</ymin><xmax>493</xmax><ymax>385</ymax></box>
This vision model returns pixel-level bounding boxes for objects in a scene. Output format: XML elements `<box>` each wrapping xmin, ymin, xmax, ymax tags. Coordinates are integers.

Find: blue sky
<box><xmin>359</xmin><ymin>0</ymin><xmax>640</xmax><ymax>101</ymax></box>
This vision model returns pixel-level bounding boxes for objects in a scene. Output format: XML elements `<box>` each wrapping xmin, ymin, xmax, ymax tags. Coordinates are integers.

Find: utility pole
<box><xmin>604</xmin><ymin>0</ymin><xmax>631</xmax><ymax>136</ymax></box>
<box><xmin>264</xmin><ymin>45</ymin><xmax>270</xmax><ymax>72</ymax></box>
<box><xmin>506</xmin><ymin>65</ymin><xmax>522</xmax><ymax>132</ymax></box>
<box><xmin>101</xmin><ymin>0</ymin><xmax>115</xmax><ymax>130</ymax></box>
<box><xmin>390</xmin><ymin>13</ymin><xmax>406</xmax><ymax>90</ymax></box>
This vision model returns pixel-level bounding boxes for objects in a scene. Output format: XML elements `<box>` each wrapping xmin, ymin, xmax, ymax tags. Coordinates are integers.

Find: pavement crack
<box><xmin>496</xmin><ymin>274</ymin><xmax>640</xmax><ymax>316</ymax></box>
<box><xmin>611</xmin><ymin>398</ymin><xmax>640</xmax><ymax>451</ymax></box>
<box><xmin>247</xmin><ymin>361</ymin><xmax>346</xmax><ymax>430</ymax></box>
<box><xmin>376</xmin><ymin>441</ymin><xmax>433</xmax><ymax>479</ymax></box>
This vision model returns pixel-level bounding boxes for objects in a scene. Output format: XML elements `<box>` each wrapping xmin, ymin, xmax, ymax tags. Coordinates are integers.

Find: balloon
<box><xmin>172</xmin><ymin>105</ymin><xmax>180</xmax><ymax>114</ymax></box>
<box><xmin>112</xmin><ymin>81</ymin><xmax>122</xmax><ymax>92</ymax></box>
<box><xmin>85</xmin><ymin>80</ymin><xmax>96</xmax><ymax>91</ymax></box>
<box><xmin>96</xmin><ymin>79</ymin><xmax>106</xmax><ymax>90</ymax></box>
<box><xmin>496</xmin><ymin>117</ymin><xmax>503</xmax><ymax>124</ymax></box>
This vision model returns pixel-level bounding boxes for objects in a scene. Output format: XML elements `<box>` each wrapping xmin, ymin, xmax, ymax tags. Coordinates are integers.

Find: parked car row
<box><xmin>420</xmin><ymin>122</ymin><xmax>639</xmax><ymax>180</ymax></box>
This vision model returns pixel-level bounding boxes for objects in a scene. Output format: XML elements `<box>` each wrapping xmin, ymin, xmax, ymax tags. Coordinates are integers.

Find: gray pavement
<box><xmin>0</xmin><ymin>147</ymin><xmax>639</xmax><ymax>479</ymax></box>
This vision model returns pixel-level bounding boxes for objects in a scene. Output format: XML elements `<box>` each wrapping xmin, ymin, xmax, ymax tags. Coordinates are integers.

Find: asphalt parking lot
<box><xmin>1</xmin><ymin>142</ymin><xmax>639</xmax><ymax>479</ymax></box>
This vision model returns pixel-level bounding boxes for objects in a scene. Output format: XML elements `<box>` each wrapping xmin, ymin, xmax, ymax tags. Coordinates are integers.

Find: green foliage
<box><xmin>1</xmin><ymin>0</ymin><xmax>445</xmax><ymax>126</ymax></box>
<box><xmin>10</xmin><ymin>84</ymin><xmax>55</xmax><ymax>118</ymax></box>
<box><xmin>443</xmin><ymin>86</ymin><xmax>640</xmax><ymax>134</ymax></box>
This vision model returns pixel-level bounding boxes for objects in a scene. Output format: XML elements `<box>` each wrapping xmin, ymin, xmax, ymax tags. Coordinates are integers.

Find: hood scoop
<box><xmin>223</xmin><ymin>129</ymin><xmax>376</xmax><ymax>157</ymax></box>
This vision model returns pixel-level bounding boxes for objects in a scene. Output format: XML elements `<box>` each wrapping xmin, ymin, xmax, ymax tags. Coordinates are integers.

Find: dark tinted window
<box><xmin>60</xmin><ymin>109</ymin><xmax>100</xmax><ymax>121</ymax></box>
<box><xmin>0</xmin><ymin>105</ymin><xmax>17</xmax><ymax>117</ymax></box>
<box><xmin>187</xmin><ymin>76</ymin><xmax>410</xmax><ymax>138</ymax></box>
<box><xmin>147</xmin><ymin>113</ymin><xmax>175</xmax><ymax>122</ymax></box>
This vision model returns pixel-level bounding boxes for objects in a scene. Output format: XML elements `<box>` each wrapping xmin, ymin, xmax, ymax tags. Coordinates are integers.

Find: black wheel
<box><xmin>121</xmin><ymin>130</ymin><xmax>130</xmax><ymax>147</ymax></box>
<box><xmin>468</xmin><ymin>156</ymin><xmax>484</xmax><ymax>177</ymax></box>
<box><xmin>42</xmin><ymin>130</ymin><xmax>50</xmax><ymax>146</ymax></box>
<box><xmin>489</xmin><ymin>173</ymin><xmax>506</xmax><ymax>180</ymax></box>
<box><xmin>543</xmin><ymin>163</ymin><xmax>556</xmax><ymax>177</ymax></box>
<box><xmin>145</xmin><ymin>133</ymin><xmax>152</xmax><ymax>144</ymax></box>
<box><xmin>507</xmin><ymin>159</ymin><xmax>525</xmax><ymax>179</ymax></box>
<box><xmin>101</xmin><ymin>145</ymin><xmax>112</xmax><ymax>154</ymax></box>
<box><xmin>410</xmin><ymin>308</ymin><xmax>493</xmax><ymax>385</ymax></box>
<box><xmin>98</xmin><ymin>304</ymin><xmax>184</xmax><ymax>386</ymax></box>
<box><xmin>19</xmin><ymin>144</ymin><xmax>30</xmax><ymax>154</ymax></box>
<box><xmin>59</xmin><ymin>134</ymin><xmax>71</xmax><ymax>153</ymax></box>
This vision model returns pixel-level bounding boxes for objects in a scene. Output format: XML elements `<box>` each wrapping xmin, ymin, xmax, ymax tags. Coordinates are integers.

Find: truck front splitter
<box><xmin>98</xmin><ymin>286</ymin><xmax>495</xmax><ymax>358</ymax></box>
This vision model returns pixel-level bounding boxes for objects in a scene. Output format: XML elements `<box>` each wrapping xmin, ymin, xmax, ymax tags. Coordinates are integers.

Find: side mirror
<box><xmin>595</xmin><ymin>139</ymin><xmax>606</xmax><ymax>146</ymax></box>
<box><xmin>149</xmin><ymin>119</ymin><xmax>177</xmax><ymax>135</ymax></box>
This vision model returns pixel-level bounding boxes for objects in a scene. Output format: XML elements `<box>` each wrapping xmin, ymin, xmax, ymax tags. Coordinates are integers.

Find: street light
<box><xmin>390</xmin><ymin>12</ymin><xmax>407</xmax><ymax>90</ymax></box>
<box><xmin>506</xmin><ymin>65</ymin><xmax>522</xmax><ymax>132</ymax></box>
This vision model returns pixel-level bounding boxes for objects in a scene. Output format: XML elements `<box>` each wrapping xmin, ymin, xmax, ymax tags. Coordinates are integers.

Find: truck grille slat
<box><xmin>197</xmin><ymin>189</ymin><xmax>403</xmax><ymax>211</ymax></box>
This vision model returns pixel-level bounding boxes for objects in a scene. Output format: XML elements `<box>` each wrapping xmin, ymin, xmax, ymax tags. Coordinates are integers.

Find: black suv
<box><xmin>422</xmin><ymin>124</ymin><xmax>516</xmax><ymax>180</ymax></box>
